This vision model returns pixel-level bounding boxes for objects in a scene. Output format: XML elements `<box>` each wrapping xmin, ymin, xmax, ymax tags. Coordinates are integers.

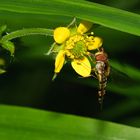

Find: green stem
<box><xmin>45</xmin><ymin>42</ymin><xmax>56</xmax><ymax>55</ymax></box>
<box><xmin>67</xmin><ymin>17</ymin><xmax>76</xmax><ymax>28</ymax></box>
<box><xmin>0</xmin><ymin>28</ymin><xmax>53</xmax><ymax>43</ymax></box>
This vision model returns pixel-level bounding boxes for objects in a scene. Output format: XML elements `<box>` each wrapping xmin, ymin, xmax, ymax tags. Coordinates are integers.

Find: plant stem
<box><xmin>0</xmin><ymin>28</ymin><xmax>53</xmax><ymax>43</ymax></box>
<box><xmin>45</xmin><ymin>42</ymin><xmax>56</xmax><ymax>55</ymax></box>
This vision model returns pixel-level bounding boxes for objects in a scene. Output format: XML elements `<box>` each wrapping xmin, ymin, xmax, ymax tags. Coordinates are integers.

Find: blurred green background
<box><xmin>0</xmin><ymin>0</ymin><xmax>140</xmax><ymax>128</ymax></box>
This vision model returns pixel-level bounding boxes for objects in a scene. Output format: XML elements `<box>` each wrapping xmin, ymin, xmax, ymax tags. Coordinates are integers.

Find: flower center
<box><xmin>71</xmin><ymin>41</ymin><xmax>87</xmax><ymax>59</ymax></box>
<box><xmin>65</xmin><ymin>35</ymin><xmax>87</xmax><ymax>59</ymax></box>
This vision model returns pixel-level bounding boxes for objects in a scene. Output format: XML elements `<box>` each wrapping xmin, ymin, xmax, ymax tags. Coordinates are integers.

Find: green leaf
<box><xmin>0</xmin><ymin>25</ymin><xmax>7</xmax><ymax>36</ymax></box>
<box><xmin>0</xmin><ymin>105</ymin><xmax>140</xmax><ymax>140</ymax></box>
<box><xmin>1</xmin><ymin>41</ymin><xmax>15</xmax><ymax>56</ymax></box>
<box><xmin>0</xmin><ymin>58</ymin><xmax>5</xmax><ymax>65</ymax></box>
<box><xmin>108</xmin><ymin>60</ymin><xmax>140</xmax><ymax>96</ymax></box>
<box><xmin>0</xmin><ymin>69</ymin><xmax>6</xmax><ymax>74</ymax></box>
<box><xmin>0</xmin><ymin>0</ymin><xmax>140</xmax><ymax>36</ymax></box>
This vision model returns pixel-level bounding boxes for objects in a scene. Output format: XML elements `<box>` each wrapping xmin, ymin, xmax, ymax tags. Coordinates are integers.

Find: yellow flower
<box><xmin>52</xmin><ymin>20</ymin><xmax>103</xmax><ymax>78</ymax></box>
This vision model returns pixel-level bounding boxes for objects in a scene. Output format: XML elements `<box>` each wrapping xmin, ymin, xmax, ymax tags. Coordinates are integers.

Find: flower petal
<box><xmin>77</xmin><ymin>21</ymin><xmax>93</xmax><ymax>34</ymax></box>
<box><xmin>71</xmin><ymin>57</ymin><xmax>91</xmax><ymax>77</ymax></box>
<box><xmin>88</xmin><ymin>37</ymin><xmax>103</xmax><ymax>50</ymax></box>
<box><xmin>54</xmin><ymin>27</ymin><xmax>70</xmax><ymax>44</ymax></box>
<box><xmin>55</xmin><ymin>50</ymin><xmax>65</xmax><ymax>73</ymax></box>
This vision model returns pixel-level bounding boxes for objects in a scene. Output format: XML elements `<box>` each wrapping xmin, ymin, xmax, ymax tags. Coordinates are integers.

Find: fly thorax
<box><xmin>96</xmin><ymin>61</ymin><xmax>105</xmax><ymax>74</ymax></box>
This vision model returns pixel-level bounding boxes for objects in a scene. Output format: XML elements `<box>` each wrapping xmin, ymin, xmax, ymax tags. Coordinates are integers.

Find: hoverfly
<box><xmin>77</xmin><ymin>47</ymin><xmax>110</xmax><ymax>109</ymax></box>
<box><xmin>92</xmin><ymin>47</ymin><xmax>110</xmax><ymax>109</ymax></box>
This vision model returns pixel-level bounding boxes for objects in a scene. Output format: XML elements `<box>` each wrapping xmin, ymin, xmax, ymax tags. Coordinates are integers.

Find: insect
<box><xmin>91</xmin><ymin>48</ymin><xmax>110</xmax><ymax>109</ymax></box>
<box><xmin>81</xmin><ymin>48</ymin><xmax>134</xmax><ymax>110</ymax></box>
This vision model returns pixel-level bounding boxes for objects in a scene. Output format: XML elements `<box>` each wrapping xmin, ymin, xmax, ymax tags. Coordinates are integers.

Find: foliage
<box><xmin>0</xmin><ymin>105</ymin><xmax>140</xmax><ymax>140</ymax></box>
<box><xmin>0</xmin><ymin>0</ymin><xmax>140</xmax><ymax>139</ymax></box>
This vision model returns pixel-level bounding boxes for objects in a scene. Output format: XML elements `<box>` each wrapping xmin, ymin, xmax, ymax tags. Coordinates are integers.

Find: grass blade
<box><xmin>0</xmin><ymin>105</ymin><xmax>140</xmax><ymax>140</ymax></box>
<box><xmin>0</xmin><ymin>0</ymin><xmax>140</xmax><ymax>36</ymax></box>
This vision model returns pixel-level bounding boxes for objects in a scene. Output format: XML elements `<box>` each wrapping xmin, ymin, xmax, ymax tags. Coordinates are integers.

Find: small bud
<box><xmin>54</xmin><ymin>27</ymin><xmax>70</xmax><ymax>44</ymax></box>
